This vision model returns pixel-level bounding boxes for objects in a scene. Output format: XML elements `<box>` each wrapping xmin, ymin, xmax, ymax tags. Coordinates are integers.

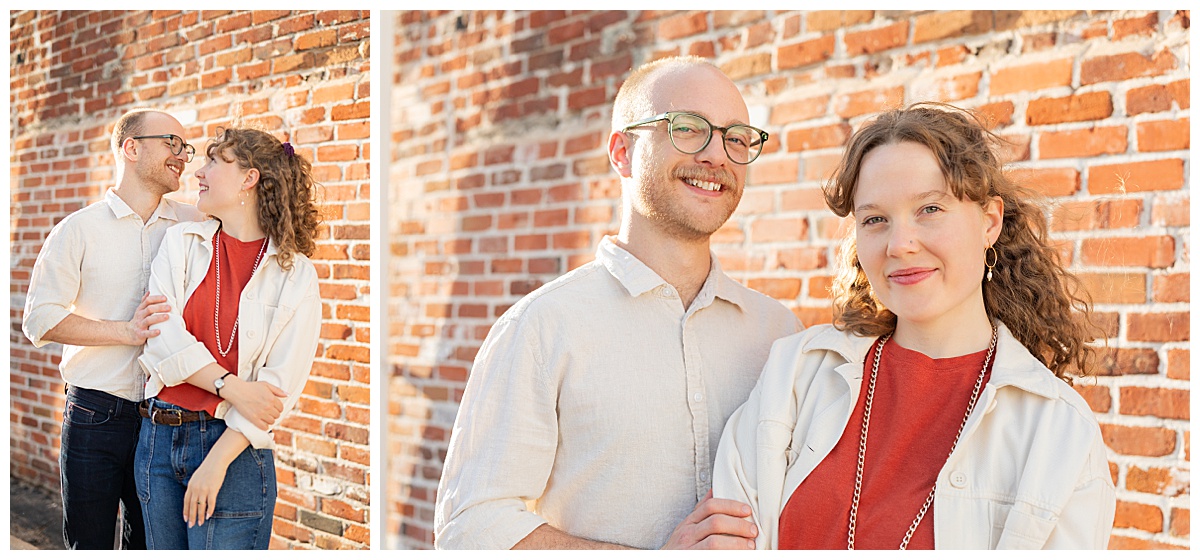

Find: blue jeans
<box><xmin>60</xmin><ymin>386</ymin><xmax>146</xmax><ymax>550</ymax></box>
<box><xmin>134</xmin><ymin>398</ymin><xmax>277</xmax><ymax>550</ymax></box>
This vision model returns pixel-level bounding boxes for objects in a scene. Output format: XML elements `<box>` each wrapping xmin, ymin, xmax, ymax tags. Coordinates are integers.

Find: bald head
<box><xmin>612</xmin><ymin>56</ymin><xmax>748</xmax><ymax>132</ymax></box>
<box><xmin>111</xmin><ymin>108</ymin><xmax>183</xmax><ymax>160</ymax></box>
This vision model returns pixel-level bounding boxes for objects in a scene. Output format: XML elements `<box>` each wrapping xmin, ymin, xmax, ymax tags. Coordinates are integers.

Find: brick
<box><xmin>1127</xmin><ymin>312</ymin><xmax>1189</xmax><ymax>342</ymax></box>
<box><xmin>769</xmin><ymin>96</ymin><xmax>829</xmax><ymax>125</ymax></box>
<box><xmin>1150</xmin><ymin>195</ymin><xmax>1188</xmax><ymax>227</ymax></box>
<box><xmin>1114</xmin><ymin>12</ymin><xmax>1159</xmax><ymax>40</ymax></box>
<box><xmin>1114</xmin><ymin>501</ymin><xmax>1164</xmax><ymax>533</ymax></box>
<box><xmin>1038</xmin><ymin>126</ymin><xmax>1127</xmax><ymax>159</ymax></box>
<box><xmin>659</xmin><ymin>12</ymin><xmax>708</xmax><ymax>40</ymax></box>
<box><xmin>1008</xmin><ymin>167</ymin><xmax>1079</xmax><ymax>197</ymax></box>
<box><xmin>835</xmin><ymin>86</ymin><xmax>904</xmax><ymax>119</ymax></box>
<box><xmin>1120</xmin><ymin>387</ymin><xmax>1189</xmax><ymax>420</ymax></box>
<box><xmin>748</xmin><ymin>158</ymin><xmax>798</xmax><ymax>185</ymax></box>
<box><xmin>1073</xmin><ymin>385</ymin><xmax>1110</xmax><ymax>413</ymax></box>
<box><xmin>1026</xmin><ymin>91</ymin><xmax>1112</xmax><ymax>125</ymax></box>
<box><xmin>1136</xmin><ymin>118</ymin><xmax>1189</xmax><ymax>152</ymax></box>
<box><xmin>1076</xmin><ymin>272</ymin><xmax>1145</xmax><ymax>304</ymax></box>
<box><xmin>747</xmin><ymin>278</ymin><xmax>801</xmax><ymax>299</ymax></box>
<box><xmin>1153</xmin><ymin>273</ymin><xmax>1189</xmax><ymax>303</ymax></box>
<box><xmin>1081</xmin><ymin>49</ymin><xmax>1177</xmax><ymax>85</ymax></box>
<box><xmin>1169</xmin><ymin>508</ymin><xmax>1189</xmax><ymax>538</ymax></box>
<box><xmin>844</xmin><ymin>22</ymin><xmax>908</xmax><ymax>55</ymax></box>
<box><xmin>719</xmin><ymin>52</ymin><xmax>772</xmax><ymax>81</ymax></box>
<box><xmin>1166</xmin><ymin>349</ymin><xmax>1189</xmax><ymax>380</ymax></box>
<box><xmin>1088</xmin><ymin>159</ymin><xmax>1185</xmax><ymax>194</ymax></box>
<box><xmin>778</xmin><ymin>35</ymin><xmax>835</xmax><ymax>70</ymax></box>
<box><xmin>750</xmin><ymin>217</ymin><xmax>808</xmax><ymax>243</ymax></box>
<box><xmin>786</xmin><ymin>123</ymin><xmax>851</xmax><ymax>152</ymax></box>
<box><xmin>1126</xmin><ymin>80</ymin><xmax>1190</xmax><ymax>115</ymax></box>
<box><xmin>913</xmin><ymin>11</ymin><xmax>990</xmax><ymax>44</ymax></box>
<box><xmin>806</xmin><ymin>10</ymin><xmax>873</xmax><ymax>32</ymax></box>
<box><xmin>1100</xmin><ymin>424</ymin><xmax>1176</xmax><ymax>456</ymax></box>
<box><xmin>1080</xmin><ymin>235</ymin><xmax>1174</xmax><ymax>268</ymax></box>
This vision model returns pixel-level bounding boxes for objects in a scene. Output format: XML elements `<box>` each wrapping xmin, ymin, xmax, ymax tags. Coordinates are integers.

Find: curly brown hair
<box><xmin>206</xmin><ymin>127</ymin><xmax>321</xmax><ymax>270</ymax></box>
<box><xmin>823</xmin><ymin>102</ymin><xmax>1098</xmax><ymax>381</ymax></box>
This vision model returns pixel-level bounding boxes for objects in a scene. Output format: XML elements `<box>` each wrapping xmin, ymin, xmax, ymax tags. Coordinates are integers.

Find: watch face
<box><xmin>215</xmin><ymin>378</ymin><xmax>225</xmax><ymax>390</ymax></box>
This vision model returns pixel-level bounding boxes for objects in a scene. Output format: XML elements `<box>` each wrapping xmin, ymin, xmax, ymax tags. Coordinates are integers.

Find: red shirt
<box><xmin>157</xmin><ymin>230</ymin><xmax>267</xmax><ymax>415</ymax></box>
<box><xmin>778</xmin><ymin>338</ymin><xmax>994</xmax><ymax>549</ymax></box>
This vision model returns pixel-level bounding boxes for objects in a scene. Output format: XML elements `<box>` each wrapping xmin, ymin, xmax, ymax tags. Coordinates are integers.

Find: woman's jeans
<box><xmin>60</xmin><ymin>386</ymin><xmax>146</xmax><ymax>549</ymax></box>
<box><xmin>134</xmin><ymin>398</ymin><xmax>276</xmax><ymax>550</ymax></box>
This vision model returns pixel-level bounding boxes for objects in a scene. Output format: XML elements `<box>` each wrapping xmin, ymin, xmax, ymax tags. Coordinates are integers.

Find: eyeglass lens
<box><xmin>667</xmin><ymin>113</ymin><xmax>762</xmax><ymax>163</ymax></box>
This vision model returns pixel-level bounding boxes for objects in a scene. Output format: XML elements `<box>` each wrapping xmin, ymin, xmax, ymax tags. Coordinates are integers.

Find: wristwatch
<box><xmin>214</xmin><ymin>372</ymin><xmax>235</xmax><ymax>397</ymax></box>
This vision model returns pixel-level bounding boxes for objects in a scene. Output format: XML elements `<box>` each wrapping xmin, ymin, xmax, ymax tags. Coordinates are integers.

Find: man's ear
<box><xmin>243</xmin><ymin>168</ymin><xmax>260</xmax><ymax>189</ymax></box>
<box><xmin>608</xmin><ymin>131</ymin><xmax>633</xmax><ymax>178</ymax></box>
<box><xmin>120</xmin><ymin>137</ymin><xmax>140</xmax><ymax>163</ymax></box>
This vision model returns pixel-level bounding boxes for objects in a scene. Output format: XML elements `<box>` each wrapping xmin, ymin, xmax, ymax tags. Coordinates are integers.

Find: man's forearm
<box><xmin>512</xmin><ymin>524</ymin><xmax>634</xmax><ymax>550</ymax></box>
<box><xmin>40</xmin><ymin>313</ymin><xmax>135</xmax><ymax>346</ymax></box>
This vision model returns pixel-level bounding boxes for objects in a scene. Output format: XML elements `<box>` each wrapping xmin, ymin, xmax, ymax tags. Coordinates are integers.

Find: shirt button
<box><xmin>247</xmin><ymin>292</ymin><xmax>256</xmax><ymax>300</ymax></box>
<box><xmin>247</xmin><ymin>330</ymin><xmax>256</xmax><ymax>339</ymax></box>
<box><xmin>661</xmin><ymin>286</ymin><xmax>674</xmax><ymax>298</ymax></box>
<box><xmin>949</xmin><ymin>471</ymin><xmax>967</xmax><ymax>488</ymax></box>
<box><xmin>700</xmin><ymin>471</ymin><xmax>708</xmax><ymax>482</ymax></box>
<box><xmin>693</xmin><ymin>392</ymin><xmax>703</xmax><ymax>402</ymax></box>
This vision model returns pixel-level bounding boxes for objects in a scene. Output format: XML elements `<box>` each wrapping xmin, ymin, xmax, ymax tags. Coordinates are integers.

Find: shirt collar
<box><xmin>595</xmin><ymin>236</ymin><xmax>749</xmax><ymax>311</ymax></box>
<box><xmin>180</xmin><ymin>218</ymin><xmax>279</xmax><ymax>259</ymax></box>
<box><xmin>803</xmin><ymin>321</ymin><xmax>1065</xmax><ymax>400</ymax></box>
<box><xmin>103</xmin><ymin>187</ymin><xmax>187</xmax><ymax>224</ymax></box>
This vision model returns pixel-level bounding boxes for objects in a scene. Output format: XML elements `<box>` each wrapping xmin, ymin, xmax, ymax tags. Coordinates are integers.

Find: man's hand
<box><xmin>661</xmin><ymin>490</ymin><xmax>758</xmax><ymax>550</ymax></box>
<box><xmin>121</xmin><ymin>293</ymin><xmax>171</xmax><ymax>345</ymax></box>
<box><xmin>220</xmin><ymin>376</ymin><xmax>286</xmax><ymax>431</ymax></box>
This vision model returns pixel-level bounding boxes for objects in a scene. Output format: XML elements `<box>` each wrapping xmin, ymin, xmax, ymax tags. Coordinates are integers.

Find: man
<box><xmin>21</xmin><ymin>108</ymin><xmax>281</xmax><ymax>549</ymax></box>
<box><xmin>434</xmin><ymin>56</ymin><xmax>802</xmax><ymax>549</ymax></box>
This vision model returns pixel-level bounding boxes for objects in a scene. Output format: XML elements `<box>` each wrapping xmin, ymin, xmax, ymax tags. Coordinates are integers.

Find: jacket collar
<box><xmin>179</xmin><ymin>218</ymin><xmax>279</xmax><ymax>259</ymax></box>
<box><xmin>802</xmin><ymin>321</ymin><xmax>1065</xmax><ymax>400</ymax></box>
<box><xmin>595</xmin><ymin>236</ymin><xmax>749</xmax><ymax>311</ymax></box>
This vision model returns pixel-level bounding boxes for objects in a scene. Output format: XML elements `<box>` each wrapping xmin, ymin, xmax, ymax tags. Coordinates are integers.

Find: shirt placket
<box><xmin>680</xmin><ymin>303</ymin><xmax>711</xmax><ymax>501</ymax></box>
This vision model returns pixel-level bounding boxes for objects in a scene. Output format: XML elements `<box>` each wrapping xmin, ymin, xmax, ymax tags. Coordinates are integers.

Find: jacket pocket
<box><xmin>993</xmin><ymin>500</ymin><xmax>1057</xmax><ymax>549</ymax></box>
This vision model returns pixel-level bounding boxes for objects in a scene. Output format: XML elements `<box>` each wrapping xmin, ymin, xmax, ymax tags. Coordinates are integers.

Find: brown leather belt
<box><xmin>138</xmin><ymin>400</ymin><xmax>213</xmax><ymax>426</ymax></box>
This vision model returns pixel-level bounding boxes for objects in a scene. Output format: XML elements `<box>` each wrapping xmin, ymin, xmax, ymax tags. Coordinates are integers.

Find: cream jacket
<box><xmin>713</xmin><ymin>323</ymin><xmax>1115</xmax><ymax>549</ymax></box>
<box><xmin>138</xmin><ymin>219</ymin><xmax>321</xmax><ymax>449</ymax></box>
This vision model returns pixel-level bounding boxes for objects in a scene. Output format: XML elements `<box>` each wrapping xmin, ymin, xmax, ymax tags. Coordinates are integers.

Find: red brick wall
<box><xmin>388</xmin><ymin>10</ymin><xmax>1190</xmax><ymax>549</ymax></box>
<box><xmin>9</xmin><ymin>10</ymin><xmax>371</xmax><ymax>549</ymax></box>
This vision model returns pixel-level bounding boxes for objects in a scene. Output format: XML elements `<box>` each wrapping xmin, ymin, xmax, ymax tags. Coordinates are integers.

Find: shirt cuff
<box><xmin>22</xmin><ymin>307</ymin><xmax>70</xmax><ymax>348</ymax></box>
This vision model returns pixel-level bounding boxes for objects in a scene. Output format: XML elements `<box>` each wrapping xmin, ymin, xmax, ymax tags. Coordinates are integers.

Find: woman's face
<box><xmin>851</xmin><ymin>141</ymin><xmax>1002</xmax><ymax>332</ymax></box>
<box><xmin>195</xmin><ymin>147</ymin><xmax>252</xmax><ymax>218</ymax></box>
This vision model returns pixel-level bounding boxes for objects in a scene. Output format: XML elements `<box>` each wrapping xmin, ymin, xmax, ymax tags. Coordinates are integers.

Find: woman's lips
<box><xmin>888</xmin><ymin>268</ymin><xmax>936</xmax><ymax>285</ymax></box>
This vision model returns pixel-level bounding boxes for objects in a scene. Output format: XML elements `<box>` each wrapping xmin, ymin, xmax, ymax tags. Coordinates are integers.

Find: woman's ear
<box><xmin>984</xmin><ymin>195</ymin><xmax>1004</xmax><ymax>245</ymax></box>
<box><xmin>243</xmin><ymin>168</ymin><xmax>260</xmax><ymax>189</ymax></box>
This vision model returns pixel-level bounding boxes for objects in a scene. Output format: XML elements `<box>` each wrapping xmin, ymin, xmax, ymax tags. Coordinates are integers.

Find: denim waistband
<box><xmin>66</xmin><ymin>385</ymin><xmax>139</xmax><ymax>417</ymax></box>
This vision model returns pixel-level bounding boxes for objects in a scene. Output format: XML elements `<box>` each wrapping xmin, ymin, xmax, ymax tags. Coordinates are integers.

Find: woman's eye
<box><xmin>861</xmin><ymin>216</ymin><xmax>884</xmax><ymax>226</ymax></box>
<box><xmin>921</xmin><ymin>205</ymin><xmax>943</xmax><ymax>214</ymax></box>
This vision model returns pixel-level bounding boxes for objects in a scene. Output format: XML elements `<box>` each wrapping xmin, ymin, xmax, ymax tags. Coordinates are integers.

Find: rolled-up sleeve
<box><xmin>434</xmin><ymin>312</ymin><xmax>558</xmax><ymax>549</ymax></box>
<box><xmin>23</xmin><ymin>219</ymin><xmax>81</xmax><ymax>347</ymax></box>
<box><xmin>223</xmin><ymin>269</ymin><xmax>321</xmax><ymax>449</ymax></box>
<box><xmin>139</xmin><ymin>226</ymin><xmax>218</xmax><ymax>386</ymax></box>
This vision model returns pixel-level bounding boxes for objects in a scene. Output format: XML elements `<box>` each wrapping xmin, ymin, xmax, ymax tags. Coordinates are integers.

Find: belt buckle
<box><xmin>157</xmin><ymin>409</ymin><xmax>183</xmax><ymax>426</ymax></box>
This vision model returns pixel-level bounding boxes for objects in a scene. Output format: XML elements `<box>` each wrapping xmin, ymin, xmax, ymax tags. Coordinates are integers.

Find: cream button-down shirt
<box><xmin>714</xmin><ymin>323</ymin><xmax>1115</xmax><ymax>549</ymax></box>
<box><xmin>435</xmin><ymin>237</ymin><xmax>802</xmax><ymax>549</ymax></box>
<box><xmin>138</xmin><ymin>219</ymin><xmax>322</xmax><ymax>449</ymax></box>
<box><xmin>22</xmin><ymin>188</ymin><xmax>203</xmax><ymax>401</ymax></box>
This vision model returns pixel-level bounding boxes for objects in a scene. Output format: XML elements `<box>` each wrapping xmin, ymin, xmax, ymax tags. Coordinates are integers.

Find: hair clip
<box><xmin>283</xmin><ymin>142</ymin><xmax>295</xmax><ymax>158</ymax></box>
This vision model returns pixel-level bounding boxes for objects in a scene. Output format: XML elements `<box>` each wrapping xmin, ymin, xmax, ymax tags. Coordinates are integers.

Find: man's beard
<box><xmin>632</xmin><ymin>163</ymin><xmax>741</xmax><ymax>241</ymax></box>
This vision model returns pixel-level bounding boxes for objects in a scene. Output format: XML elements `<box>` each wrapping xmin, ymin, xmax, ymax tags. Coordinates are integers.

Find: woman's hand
<box><xmin>182</xmin><ymin>429</ymin><xmax>252</xmax><ymax>527</ymax></box>
<box><xmin>184</xmin><ymin>455</ymin><xmax>229</xmax><ymax>527</ymax></box>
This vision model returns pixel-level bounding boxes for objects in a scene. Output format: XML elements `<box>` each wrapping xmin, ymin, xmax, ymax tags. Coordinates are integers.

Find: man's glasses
<box><xmin>622</xmin><ymin>111</ymin><xmax>769</xmax><ymax>165</ymax></box>
<box><xmin>132</xmin><ymin>134</ymin><xmax>196</xmax><ymax>163</ymax></box>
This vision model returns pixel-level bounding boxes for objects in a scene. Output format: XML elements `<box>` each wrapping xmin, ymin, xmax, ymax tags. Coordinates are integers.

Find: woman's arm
<box><xmin>184</xmin><ymin>428</ymin><xmax>250</xmax><ymax>527</ymax></box>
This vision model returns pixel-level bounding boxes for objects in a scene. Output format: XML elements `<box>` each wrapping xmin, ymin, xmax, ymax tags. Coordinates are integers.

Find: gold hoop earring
<box><xmin>239</xmin><ymin>189</ymin><xmax>247</xmax><ymax>206</ymax></box>
<box><xmin>985</xmin><ymin>245</ymin><xmax>999</xmax><ymax>282</ymax></box>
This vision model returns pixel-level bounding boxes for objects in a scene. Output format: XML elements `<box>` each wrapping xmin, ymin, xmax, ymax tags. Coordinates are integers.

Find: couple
<box><xmin>23</xmin><ymin>108</ymin><xmax>322</xmax><ymax>550</ymax></box>
<box><xmin>434</xmin><ymin>57</ymin><xmax>1116</xmax><ymax>549</ymax></box>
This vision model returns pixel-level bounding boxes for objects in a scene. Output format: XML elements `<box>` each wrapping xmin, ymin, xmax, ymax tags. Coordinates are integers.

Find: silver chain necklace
<box><xmin>213</xmin><ymin>228</ymin><xmax>268</xmax><ymax>358</ymax></box>
<box><xmin>847</xmin><ymin>323</ymin><xmax>998</xmax><ymax>550</ymax></box>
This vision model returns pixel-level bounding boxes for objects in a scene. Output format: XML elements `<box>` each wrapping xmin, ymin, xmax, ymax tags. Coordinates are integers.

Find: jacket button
<box><xmin>949</xmin><ymin>471</ymin><xmax>967</xmax><ymax>488</ymax></box>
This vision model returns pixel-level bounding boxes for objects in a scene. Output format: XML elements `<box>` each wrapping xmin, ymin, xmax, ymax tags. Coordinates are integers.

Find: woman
<box><xmin>135</xmin><ymin>127</ymin><xmax>322</xmax><ymax>549</ymax></box>
<box><xmin>713</xmin><ymin>103</ymin><xmax>1115</xmax><ymax>549</ymax></box>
